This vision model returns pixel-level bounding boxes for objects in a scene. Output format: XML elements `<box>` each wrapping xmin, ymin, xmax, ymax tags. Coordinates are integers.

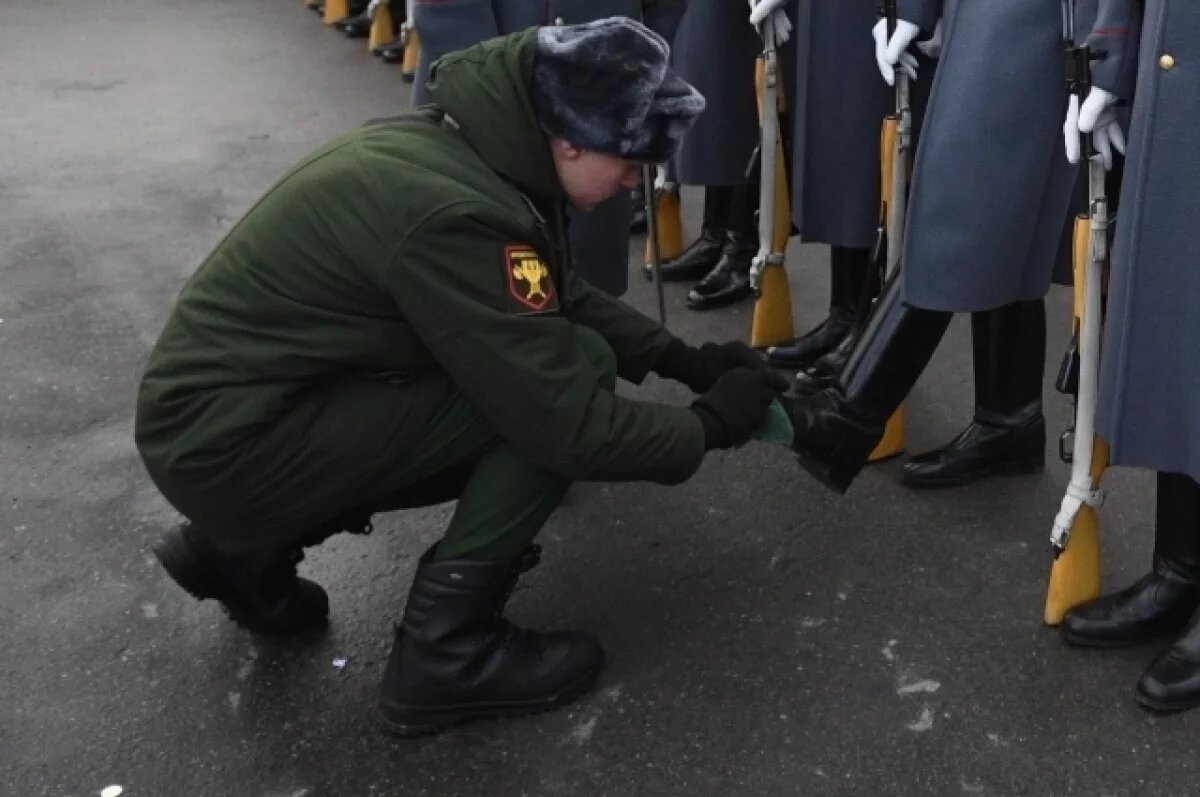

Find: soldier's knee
<box><xmin>575</xmin><ymin>327</ymin><xmax>617</xmax><ymax>390</ymax></box>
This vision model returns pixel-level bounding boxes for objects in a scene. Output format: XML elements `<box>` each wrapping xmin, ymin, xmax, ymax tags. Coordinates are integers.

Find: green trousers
<box><xmin>202</xmin><ymin>326</ymin><xmax>617</xmax><ymax>561</ymax></box>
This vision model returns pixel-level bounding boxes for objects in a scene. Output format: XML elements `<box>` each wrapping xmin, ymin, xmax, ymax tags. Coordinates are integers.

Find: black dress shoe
<box><xmin>342</xmin><ymin>12</ymin><xmax>373</xmax><ymax>37</ymax></box>
<box><xmin>1061</xmin><ymin>561</ymin><xmax>1200</xmax><ymax>649</ymax></box>
<box><xmin>372</xmin><ymin>38</ymin><xmax>395</xmax><ymax>56</ymax></box>
<box><xmin>1137</xmin><ymin>609</ymin><xmax>1200</xmax><ymax>713</ymax></box>
<box><xmin>900</xmin><ymin>409</ymin><xmax>1044</xmax><ymax>488</ymax></box>
<box><xmin>768</xmin><ymin>247</ymin><xmax>872</xmax><ymax>369</ymax></box>
<box><xmin>768</xmin><ymin>308</ymin><xmax>854</xmax><ymax>369</ymax></box>
<box><xmin>380</xmin><ymin>40</ymin><xmax>407</xmax><ymax>63</ymax></box>
<box><xmin>686</xmin><ymin>232</ymin><xmax>756</xmax><ymax>310</ymax></box>
<box><xmin>792</xmin><ymin>329</ymin><xmax>855</xmax><ymax>394</ymax></box>
<box><xmin>658</xmin><ymin>228</ymin><xmax>725</xmax><ymax>282</ymax></box>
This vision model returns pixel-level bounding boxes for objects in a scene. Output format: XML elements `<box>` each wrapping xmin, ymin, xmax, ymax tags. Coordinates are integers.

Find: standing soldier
<box><xmin>658</xmin><ymin>0</ymin><xmax>786</xmax><ymax>311</ymax></box>
<box><xmin>775</xmin><ymin>1</ymin><xmax>1050</xmax><ymax>491</ymax></box>
<box><xmin>766</xmin><ymin>0</ymin><xmax>896</xmax><ymax>372</ymax></box>
<box><xmin>784</xmin><ymin>0</ymin><xmax>1092</xmax><ymax>494</ymax></box>
<box><xmin>1059</xmin><ymin>0</ymin><xmax>1200</xmax><ymax>714</ymax></box>
<box><xmin>410</xmin><ymin>0</ymin><xmax>643</xmax><ymax>298</ymax></box>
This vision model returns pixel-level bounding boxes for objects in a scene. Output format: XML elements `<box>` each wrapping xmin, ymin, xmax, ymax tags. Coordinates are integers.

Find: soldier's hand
<box><xmin>748</xmin><ymin>0</ymin><xmax>792</xmax><ymax>47</ymax></box>
<box><xmin>871</xmin><ymin>18</ymin><xmax>920</xmax><ymax>86</ymax></box>
<box><xmin>690</xmin><ymin>368</ymin><xmax>790</xmax><ymax>450</ymax></box>
<box><xmin>653</xmin><ymin>339</ymin><xmax>767</xmax><ymax>394</ymax></box>
<box><xmin>1064</xmin><ymin>87</ymin><xmax>1125</xmax><ymax>170</ymax></box>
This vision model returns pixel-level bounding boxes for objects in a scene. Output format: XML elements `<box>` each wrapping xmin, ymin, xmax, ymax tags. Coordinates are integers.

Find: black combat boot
<box><xmin>785</xmin><ymin>274</ymin><xmax>952</xmax><ymax>493</ymax></box>
<box><xmin>1062</xmin><ymin>472</ymin><xmax>1200</xmax><ymax>650</ymax></box>
<box><xmin>658</xmin><ymin>186</ymin><xmax>730</xmax><ymax>282</ymax></box>
<box><xmin>379</xmin><ymin>544</ymin><xmax>605</xmax><ymax>737</ymax></box>
<box><xmin>767</xmin><ymin>247</ymin><xmax>870</xmax><ymax>369</ymax></box>
<box><xmin>153</xmin><ymin>510</ymin><xmax>371</xmax><ymax>635</ymax></box>
<box><xmin>901</xmin><ymin>299</ymin><xmax>1047</xmax><ymax>488</ymax></box>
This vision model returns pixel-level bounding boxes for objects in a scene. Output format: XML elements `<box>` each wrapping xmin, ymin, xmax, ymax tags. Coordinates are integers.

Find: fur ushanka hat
<box><xmin>530</xmin><ymin>16</ymin><xmax>706</xmax><ymax>163</ymax></box>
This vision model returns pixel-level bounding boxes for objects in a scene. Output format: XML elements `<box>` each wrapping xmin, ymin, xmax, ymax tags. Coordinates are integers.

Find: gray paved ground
<box><xmin>4</xmin><ymin>2</ymin><xmax>1198</xmax><ymax>796</ymax></box>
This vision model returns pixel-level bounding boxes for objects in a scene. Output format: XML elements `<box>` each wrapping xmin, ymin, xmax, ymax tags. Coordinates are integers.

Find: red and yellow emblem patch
<box><xmin>503</xmin><ymin>244</ymin><xmax>559</xmax><ymax>314</ymax></box>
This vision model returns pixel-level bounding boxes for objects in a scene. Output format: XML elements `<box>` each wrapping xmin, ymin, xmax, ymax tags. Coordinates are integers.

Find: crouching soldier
<box><xmin>134</xmin><ymin>18</ymin><xmax>787</xmax><ymax>737</ymax></box>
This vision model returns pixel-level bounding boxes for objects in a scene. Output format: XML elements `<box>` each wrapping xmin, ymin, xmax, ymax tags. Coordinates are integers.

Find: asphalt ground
<box><xmin>3</xmin><ymin>2</ymin><xmax>1197</xmax><ymax>795</ymax></box>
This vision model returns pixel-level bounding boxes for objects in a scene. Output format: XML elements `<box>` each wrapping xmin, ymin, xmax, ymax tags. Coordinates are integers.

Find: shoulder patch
<box><xmin>503</xmin><ymin>244</ymin><xmax>560</xmax><ymax>315</ymax></box>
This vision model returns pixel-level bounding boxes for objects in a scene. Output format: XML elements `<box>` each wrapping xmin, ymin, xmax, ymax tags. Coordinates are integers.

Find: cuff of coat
<box><xmin>619</xmin><ymin>327</ymin><xmax>681</xmax><ymax>385</ymax></box>
<box><xmin>896</xmin><ymin>0</ymin><xmax>942</xmax><ymax>35</ymax></box>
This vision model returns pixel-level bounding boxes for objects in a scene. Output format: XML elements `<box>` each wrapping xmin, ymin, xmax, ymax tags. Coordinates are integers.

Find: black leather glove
<box><xmin>690</xmin><ymin>367</ymin><xmax>791</xmax><ymax>450</ymax></box>
<box><xmin>653</xmin><ymin>338</ymin><xmax>768</xmax><ymax>394</ymax></box>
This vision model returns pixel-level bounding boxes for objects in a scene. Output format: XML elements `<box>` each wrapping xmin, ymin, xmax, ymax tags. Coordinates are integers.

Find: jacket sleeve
<box><xmin>1084</xmin><ymin>0</ymin><xmax>1142</xmax><ymax>100</ymax></box>
<box><xmin>896</xmin><ymin>0</ymin><xmax>944</xmax><ymax>35</ymax></box>
<box><xmin>385</xmin><ymin>202</ymin><xmax>707</xmax><ymax>485</ymax></box>
<box><xmin>561</xmin><ymin>269</ymin><xmax>678</xmax><ymax>385</ymax></box>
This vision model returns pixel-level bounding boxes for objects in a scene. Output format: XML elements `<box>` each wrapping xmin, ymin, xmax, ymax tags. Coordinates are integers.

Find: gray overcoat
<box><xmin>409</xmin><ymin>0</ymin><xmax>641</xmax><ymax>296</ymax></box>
<box><xmin>895</xmin><ymin>0</ymin><xmax>1087</xmax><ymax>311</ymax></box>
<box><xmin>1092</xmin><ymin>0</ymin><xmax>1200</xmax><ymax>482</ymax></box>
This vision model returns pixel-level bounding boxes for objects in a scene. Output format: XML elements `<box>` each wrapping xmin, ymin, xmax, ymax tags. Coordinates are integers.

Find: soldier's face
<box><xmin>551</xmin><ymin>139</ymin><xmax>642</xmax><ymax>211</ymax></box>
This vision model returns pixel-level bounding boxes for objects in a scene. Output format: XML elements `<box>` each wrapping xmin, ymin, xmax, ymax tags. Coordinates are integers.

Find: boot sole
<box><xmin>1135</xmin><ymin>688</ymin><xmax>1200</xmax><ymax>714</ymax></box>
<box><xmin>901</xmin><ymin>458</ymin><xmax>1045</xmax><ymax>490</ymax></box>
<box><xmin>154</xmin><ymin>530</ymin><xmax>327</xmax><ymax>637</ymax></box>
<box><xmin>379</xmin><ymin>662</ymin><xmax>603</xmax><ymax>738</ymax></box>
<box><xmin>794</xmin><ymin>451</ymin><xmax>853</xmax><ymax>495</ymax></box>
<box><xmin>1060</xmin><ymin>627</ymin><xmax>1155</xmax><ymax>650</ymax></box>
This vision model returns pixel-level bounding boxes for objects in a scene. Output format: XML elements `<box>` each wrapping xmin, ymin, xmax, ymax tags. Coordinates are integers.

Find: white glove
<box><xmin>915</xmin><ymin>17</ymin><xmax>943</xmax><ymax>59</ymax></box>
<box><xmin>653</xmin><ymin>165</ymin><xmax>670</xmax><ymax>192</ymax></box>
<box><xmin>1063</xmin><ymin>87</ymin><xmax>1126</xmax><ymax>170</ymax></box>
<box><xmin>748</xmin><ymin>0</ymin><xmax>792</xmax><ymax>48</ymax></box>
<box><xmin>871</xmin><ymin>18</ymin><xmax>921</xmax><ymax>85</ymax></box>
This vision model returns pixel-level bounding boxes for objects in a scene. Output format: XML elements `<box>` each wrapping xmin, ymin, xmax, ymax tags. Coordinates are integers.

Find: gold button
<box><xmin>1160</xmin><ymin>54</ymin><xmax>1176</xmax><ymax>70</ymax></box>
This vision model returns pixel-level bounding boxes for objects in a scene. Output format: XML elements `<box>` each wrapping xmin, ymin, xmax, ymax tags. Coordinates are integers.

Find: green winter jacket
<box><xmin>134</xmin><ymin>27</ymin><xmax>706</xmax><ymax>502</ymax></box>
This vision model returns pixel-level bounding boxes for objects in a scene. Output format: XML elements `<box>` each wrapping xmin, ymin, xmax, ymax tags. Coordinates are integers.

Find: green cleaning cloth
<box><xmin>752</xmin><ymin>399</ymin><xmax>794</xmax><ymax>445</ymax></box>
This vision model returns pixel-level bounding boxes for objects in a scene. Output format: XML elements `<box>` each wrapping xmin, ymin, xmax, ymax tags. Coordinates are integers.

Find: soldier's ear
<box><xmin>551</xmin><ymin>137</ymin><xmax>585</xmax><ymax>161</ymax></box>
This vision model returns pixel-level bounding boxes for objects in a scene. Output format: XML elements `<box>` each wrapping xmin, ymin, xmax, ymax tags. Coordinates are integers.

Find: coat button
<box><xmin>554</xmin><ymin>16</ymin><xmax>564</xmax><ymax>25</ymax></box>
<box><xmin>1159</xmin><ymin>54</ymin><xmax>1176</xmax><ymax>71</ymax></box>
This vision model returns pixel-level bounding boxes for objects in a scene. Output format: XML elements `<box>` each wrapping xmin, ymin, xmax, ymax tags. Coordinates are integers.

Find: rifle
<box><xmin>867</xmin><ymin>0</ymin><xmax>912</xmax><ymax>462</ymax></box>
<box><xmin>748</xmin><ymin>7</ymin><xmax>796</xmax><ymax>348</ymax></box>
<box><xmin>1044</xmin><ymin>0</ymin><xmax>1109</xmax><ymax>625</ymax></box>
<box><xmin>642</xmin><ymin>164</ymin><xmax>669</xmax><ymax>325</ymax></box>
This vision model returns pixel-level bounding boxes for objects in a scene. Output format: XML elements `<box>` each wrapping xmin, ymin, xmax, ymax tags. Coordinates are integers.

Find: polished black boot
<box><xmin>768</xmin><ymin>247</ymin><xmax>870</xmax><ymax>369</ymax></box>
<box><xmin>685</xmin><ymin>229</ymin><xmax>757</xmax><ymax>310</ymax></box>
<box><xmin>792</xmin><ymin>323</ymin><xmax>856</xmax><ymax>394</ymax></box>
<box><xmin>658</xmin><ymin>186</ymin><xmax>730</xmax><ymax>282</ymax></box>
<box><xmin>1062</xmin><ymin>472</ymin><xmax>1200</xmax><ymax>649</ymax></box>
<box><xmin>901</xmin><ymin>299</ymin><xmax>1047</xmax><ymax>488</ymax></box>
<box><xmin>786</xmin><ymin>274</ymin><xmax>952</xmax><ymax>493</ymax></box>
<box><xmin>379</xmin><ymin>545</ymin><xmax>605</xmax><ymax>737</ymax></box>
<box><xmin>1138</xmin><ymin>607</ymin><xmax>1200</xmax><ymax>713</ymax></box>
<box><xmin>153</xmin><ymin>509</ymin><xmax>371</xmax><ymax>636</ymax></box>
